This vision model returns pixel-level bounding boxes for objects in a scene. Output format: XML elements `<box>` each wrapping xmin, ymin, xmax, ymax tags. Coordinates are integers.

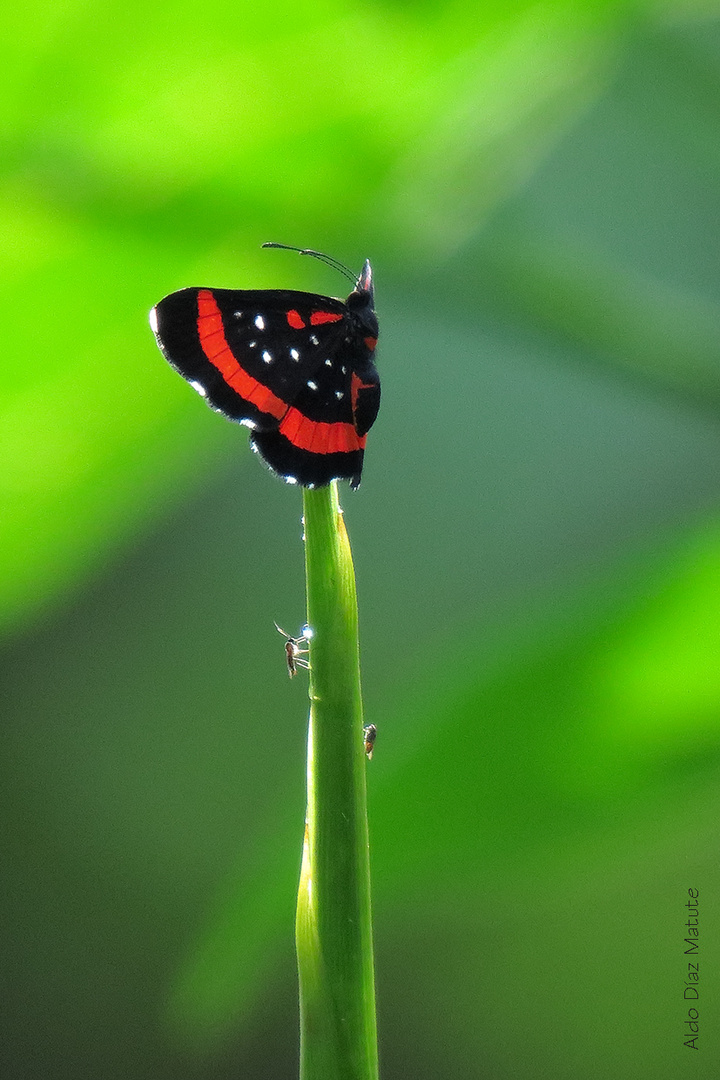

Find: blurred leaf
<box><xmin>472</xmin><ymin>231</ymin><xmax>720</xmax><ymax>405</ymax></box>
<box><xmin>382</xmin><ymin>0</ymin><xmax>630</xmax><ymax>254</ymax></box>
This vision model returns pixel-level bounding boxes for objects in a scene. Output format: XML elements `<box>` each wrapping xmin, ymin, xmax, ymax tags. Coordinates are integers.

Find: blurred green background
<box><xmin>2</xmin><ymin>1</ymin><xmax>719</xmax><ymax>1077</ymax></box>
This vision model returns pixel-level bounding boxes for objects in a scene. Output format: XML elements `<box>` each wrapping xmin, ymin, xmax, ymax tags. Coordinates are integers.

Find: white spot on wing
<box><xmin>286</xmin><ymin>476</ymin><xmax>299</xmax><ymax>485</ymax></box>
<box><xmin>149</xmin><ymin>307</ymin><xmax>158</xmax><ymax>333</ymax></box>
<box><xmin>307</xmin><ymin>380</ymin><xmax>318</xmax><ymax>391</ymax></box>
<box><xmin>262</xmin><ymin>349</ymin><xmax>273</xmax><ymax>364</ymax></box>
<box><xmin>241</xmin><ymin>418</ymin><xmax>258</xmax><ymax>430</ymax></box>
<box><xmin>234</xmin><ymin>311</ymin><xmax>243</xmax><ymax>318</ymax></box>
<box><xmin>324</xmin><ymin>358</ymin><xmax>333</xmax><ymax>366</ymax></box>
<box><xmin>335</xmin><ymin>390</ymin><xmax>344</xmax><ymax>399</ymax></box>
<box><xmin>254</xmin><ymin>315</ymin><xmax>265</xmax><ymax>330</ymax></box>
<box><xmin>190</xmin><ymin>380</ymin><xmax>207</xmax><ymax>397</ymax></box>
<box><xmin>248</xmin><ymin>341</ymin><xmax>257</xmax><ymax>348</ymax></box>
<box><xmin>341</xmin><ymin>366</ymin><xmax>347</xmax><ymax>374</ymax></box>
<box><xmin>309</xmin><ymin>334</ymin><xmax>319</xmax><ymax>345</ymax></box>
<box><xmin>290</xmin><ymin>348</ymin><xmax>300</xmax><ymax>361</ymax></box>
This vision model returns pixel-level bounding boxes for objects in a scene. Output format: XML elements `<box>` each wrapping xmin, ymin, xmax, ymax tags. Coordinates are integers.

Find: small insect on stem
<box><xmin>275</xmin><ymin>622</ymin><xmax>313</xmax><ymax>678</ymax></box>
<box><xmin>363</xmin><ymin>723</ymin><xmax>377</xmax><ymax>760</ymax></box>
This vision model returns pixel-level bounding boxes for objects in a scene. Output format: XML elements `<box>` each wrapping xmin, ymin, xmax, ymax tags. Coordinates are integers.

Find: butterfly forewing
<box><xmin>153</xmin><ymin>287</ymin><xmax>349</xmax><ymax>431</ymax></box>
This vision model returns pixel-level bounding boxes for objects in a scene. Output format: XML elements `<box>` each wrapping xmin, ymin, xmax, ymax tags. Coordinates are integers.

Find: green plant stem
<box><xmin>296</xmin><ymin>482</ymin><xmax>378</xmax><ymax>1080</ymax></box>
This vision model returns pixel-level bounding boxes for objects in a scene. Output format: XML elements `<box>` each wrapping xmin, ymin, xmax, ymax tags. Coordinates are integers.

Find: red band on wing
<box><xmin>279</xmin><ymin>407</ymin><xmax>367</xmax><ymax>455</ymax></box>
<box><xmin>196</xmin><ymin>290</ymin><xmax>287</xmax><ymax>420</ymax></box>
<box><xmin>364</xmin><ymin>336</ymin><xmax>377</xmax><ymax>351</ymax></box>
<box><xmin>286</xmin><ymin>309</ymin><xmax>306</xmax><ymax>329</ymax></box>
<box><xmin>310</xmin><ymin>311</ymin><xmax>343</xmax><ymax>326</ymax></box>
<box><xmin>351</xmin><ymin>372</ymin><xmax>375</xmax><ymax>413</ymax></box>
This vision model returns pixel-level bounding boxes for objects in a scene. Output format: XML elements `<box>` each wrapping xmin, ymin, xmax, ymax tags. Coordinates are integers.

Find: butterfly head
<box><xmin>347</xmin><ymin>261</ymin><xmax>378</xmax><ymax>346</ymax></box>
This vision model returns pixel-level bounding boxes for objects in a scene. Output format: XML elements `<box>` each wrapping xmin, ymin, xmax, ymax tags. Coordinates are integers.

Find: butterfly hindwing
<box><xmin>251</xmin><ymin>344</ymin><xmax>380</xmax><ymax>489</ymax></box>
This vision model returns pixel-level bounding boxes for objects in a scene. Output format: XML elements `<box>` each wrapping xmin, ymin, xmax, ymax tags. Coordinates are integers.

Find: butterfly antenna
<box><xmin>262</xmin><ymin>242</ymin><xmax>358</xmax><ymax>287</ymax></box>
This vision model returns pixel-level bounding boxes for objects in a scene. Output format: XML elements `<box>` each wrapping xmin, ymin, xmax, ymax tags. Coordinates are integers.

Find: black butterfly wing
<box><xmin>151</xmin><ymin>281</ymin><xmax>380</xmax><ymax>488</ymax></box>
<box><xmin>151</xmin><ymin>287</ymin><xmax>349</xmax><ymax>433</ymax></box>
<box><xmin>251</xmin><ymin>345</ymin><xmax>380</xmax><ymax>489</ymax></box>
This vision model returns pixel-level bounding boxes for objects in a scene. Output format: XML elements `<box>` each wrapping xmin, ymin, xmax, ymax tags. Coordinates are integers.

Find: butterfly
<box><xmin>150</xmin><ymin>244</ymin><xmax>381</xmax><ymax>489</ymax></box>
